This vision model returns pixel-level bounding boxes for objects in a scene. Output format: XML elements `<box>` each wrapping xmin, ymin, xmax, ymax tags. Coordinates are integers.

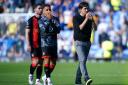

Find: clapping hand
<box><xmin>85</xmin><ymin>12</ymin><xmax>92</xmax><ymax>20</ymax></box>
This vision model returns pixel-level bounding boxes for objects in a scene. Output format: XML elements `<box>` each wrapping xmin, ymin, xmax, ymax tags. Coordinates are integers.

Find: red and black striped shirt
<box><xmin>26</xmin><ymin>16</ymin><xmax>41</xmax><ymax>48</ymax></box>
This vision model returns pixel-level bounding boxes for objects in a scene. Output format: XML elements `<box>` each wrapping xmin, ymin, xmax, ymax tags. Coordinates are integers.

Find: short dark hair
<box><xmin>78</xmin><ymin>2</ymin><xmax>89</xmax><ymax>9</ymax></box>
<box><xmin>33</xmin><ymin>3</ymin><xmax>42</xmax><ymax>9</ymax></box>
<box><xmin>42</xmin><ymin>4</ymin><xmax>51</xmax><ymax>10</ymax></box>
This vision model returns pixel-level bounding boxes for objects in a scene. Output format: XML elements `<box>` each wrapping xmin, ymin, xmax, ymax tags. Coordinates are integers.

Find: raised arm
<box><xmin>51</xmin><ymin>17</ymin><xmax>61</xmax><ymax>33</ymax></box>
<box><xmin>79</xmin><ymin>12</ymin><xmax>92</xmax><ymax>30</ymax></box>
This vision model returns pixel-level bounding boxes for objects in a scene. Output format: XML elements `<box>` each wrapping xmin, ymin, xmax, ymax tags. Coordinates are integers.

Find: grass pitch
<box><xmin>0</xmin><ymin>61</ymin><xmax>128</xmax><ymax>85</ymax></box>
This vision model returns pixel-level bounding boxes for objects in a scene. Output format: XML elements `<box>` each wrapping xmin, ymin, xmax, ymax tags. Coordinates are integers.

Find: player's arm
<box><xmin>26</xmin><ymin>27</ymin><xmax>31</xmax><ymax>51</ymax></box>
<box><xmin>54</xmin><ymin>17</ymin><xmax>61</xmax><ymax>33</ymax></box>
<box><xmin>51</xmin><ymin>17</ymin><xmax>61</xmax><ymax>33</ymax></box>
<box><xmin>79</xmin><ymin>19</ymin><xmax>88</xmax><ymax>30</ymax></box>
<box><xmin>79</xmin><ymin>12</ymin><xmax>92</xmax><ymax>30</ymax></box>
<box><xmin>25</xmin><ymin>18</ymin><xmax>32</xmax><ymax>52</ymax></box>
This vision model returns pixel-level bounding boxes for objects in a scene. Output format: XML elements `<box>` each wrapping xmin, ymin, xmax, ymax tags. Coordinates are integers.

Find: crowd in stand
<box><xmin>0</xmin><ymin>0</ymin><xmax>128</xmax><ymax>62</ymax></box>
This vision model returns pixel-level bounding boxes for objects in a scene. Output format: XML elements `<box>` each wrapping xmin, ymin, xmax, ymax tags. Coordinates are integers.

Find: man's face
<box><xmin>34</xmin><ymin>5</ymin><xmax>42</xmax><ymax>15</ymax></box>
<box><xmin>81</xmin><ymin>7</ymin><xmax>89</xmax><ymax>15</ymax></box>
<box><xmin>43</xmin><ymin>6</ymin><xmax>52</xmax><ymax>17</ymax></box>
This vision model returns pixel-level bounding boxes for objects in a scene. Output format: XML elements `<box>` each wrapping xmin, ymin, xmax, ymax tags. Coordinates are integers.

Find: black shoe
<box><xmin>85</xmin><ymin>79</ymin><xmax>92</xmax><ymax>85</ymax></box>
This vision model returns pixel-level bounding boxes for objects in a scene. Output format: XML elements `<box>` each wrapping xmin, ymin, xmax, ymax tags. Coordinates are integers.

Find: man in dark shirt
<box><xmin>38</xmin><ymin>4</ymin><xmax>60</xmax><ymax>85</ymax></box>
<box><xmin>26</xmin><ymin>4</ymin><xmax>43</xmax><ymax>85</ymax></box>
<box><xmin>73</xmin><ymin>2</ymin><xmax>97</xmax><ymax>85</ymax></box>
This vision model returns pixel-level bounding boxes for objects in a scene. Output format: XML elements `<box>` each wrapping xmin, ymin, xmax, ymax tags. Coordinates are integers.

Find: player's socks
<box><xmin>49</xmin><ymin>64</ymin><xmax>55</xmax><ymax>74</ymax></box>
<box><xmin>36</xmin><ymin>65</ymin><xmax>42</xmax><ymax>79</ymax></box>
<box><xmin>29</xmin><ymin>63</ymin><xmax>36</xmax><ymax>85</ymax></box>
<box><xmin>30</xmin><ymin>64</ymin><xmax>36</xmax><ymax>74</ymax></box>
<box><xmin>44</xmin><ymin>64</ymin><xmax>50</xmax><ymax>78</ymax></box>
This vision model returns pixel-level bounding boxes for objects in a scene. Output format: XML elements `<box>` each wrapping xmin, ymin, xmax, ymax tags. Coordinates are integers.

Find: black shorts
<box><xmin>31</xmin><ymin>48</ymin><xmax>42</xmax><ymax>58</ymax></box>
<box><xmin>42</xmin><ymin>46</ymin><xmax>58</xmax><ymax>58</ymax></box>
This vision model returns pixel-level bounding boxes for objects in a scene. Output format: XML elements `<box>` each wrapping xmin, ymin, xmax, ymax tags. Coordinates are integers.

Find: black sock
<box><xmin>44</xmin><ymin>66</ymin><xmax>50</xmax><ymax>78</ymax></box>
<box><xmin>49</xmin><ymin>68</ymin><xmax>53</xmax><ymax>74</ymax></box>
<box><xmin>49</xmin><ymin>64</ymin><xmax>56</xmax><ymax>75</ymax></box>
<box><xmin>30</xmin><ymin>64</ymin><xmax>36</xmax><ymax>75</ymax></box>
<box><xmin>49</xmin><ymin>65</ymin><xmax>55</xmax><ymax>74</ymax></box>
<box><xmin>36</xmin><ymin>66</ymin><xmax>42</xmax><ymax>79</ymax></box>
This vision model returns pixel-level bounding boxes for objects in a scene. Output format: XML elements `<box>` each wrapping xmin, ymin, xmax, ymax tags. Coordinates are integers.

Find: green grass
<box><xmin>0</xmin><ymin>61</ymin><xmax>128</xmax><ymax>85</ymax></box>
